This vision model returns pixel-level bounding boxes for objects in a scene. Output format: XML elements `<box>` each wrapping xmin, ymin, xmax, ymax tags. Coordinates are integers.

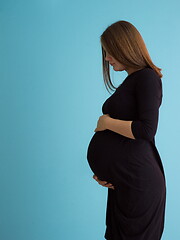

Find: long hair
<box><xmin>100</xmin><ymin>20</ymin><xmax>163</xmax><ymax>94</ymax></box>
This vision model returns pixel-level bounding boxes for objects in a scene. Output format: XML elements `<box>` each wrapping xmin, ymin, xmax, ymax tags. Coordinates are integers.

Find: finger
<box><xmin>98</xmin><ymin>182</ymin><xmax>115</xmax><ymax>189</ymax></box>
<box><xmin>101</xmin><ymin>181</ymin><xmax>114</xmax><ymax>187</ymax></box>
<box><xmin>93</xmin><ymin>176</ymin><xmax>112</xmax><ymax>186</ymax></box>
<box><xmin>94</xmin><ymin>177</ymin><xmax>107</xmax><ymax>184</ymax></box>
<box><xmin>106</xmin><ymin>184</ymin><xmax>115</xmax><ymax>189</ymax></box>
<box><xmin>94</xmin><ymin>178</ymin><xmax>105</xmax><ymax>184</ymax></box>
<box><xmin>98</xmin><ymin>181</ymin><xmax>108</xmax><ymax>185</ymax></box>
<box><xmin>93</xmin><ymin>177</ymin><xmax>103</xmax><ymax>183</ymax></box>
<box><xmin>104</xmin><ymin>182</ymin><xmax>113</xmax><ymax>186</ymax></box>
<box><xmin>105</xmin><ymin>184</ymin><xmax>114</xmax><ymax>188</ymax></box>
<box><xmin>99</xmin><ymin>181</ymin><xmax>108</xmax><ymax>185</ymax></box>
<box><xmin>105</xmin><ymin>184</ymin><xmax>113</xmax><ymax>187</ymax></box>
<box><xmin>99</xmin><ymin>182</ymin><xmax>114</xmax><ymax>188</ymax></box>
<box><xmin>100</xmin><ymin>184</ymin><xmax>115</xmax><ymax>190</ymax></box>
<box><xmin>93</xmin><ymin>175</ymin><xmax>98</xmax><ymax>180</ymax></box>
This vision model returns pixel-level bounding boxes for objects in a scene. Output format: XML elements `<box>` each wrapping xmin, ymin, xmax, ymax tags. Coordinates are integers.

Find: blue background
<box><xmin>0</xmin><ymin>0</ymin><xmax>178</xmax><ymax>239</ymax></box>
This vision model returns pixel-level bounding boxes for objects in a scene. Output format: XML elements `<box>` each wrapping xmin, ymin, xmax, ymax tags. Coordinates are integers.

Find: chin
<box><xmin>114</xmin><ymin>68</ymin><xmax>122</xmax><ymax>71</ymax></box>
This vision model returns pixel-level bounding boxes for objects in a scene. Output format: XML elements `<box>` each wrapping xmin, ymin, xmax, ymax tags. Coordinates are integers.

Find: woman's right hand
<box><xmin>93</xmin><ymin>174</ymin><xmax>115</xmax><ymax>190</ymax></box>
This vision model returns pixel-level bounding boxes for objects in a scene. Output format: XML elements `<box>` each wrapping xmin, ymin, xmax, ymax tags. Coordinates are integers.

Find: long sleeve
<box><xmin>131</xmin><ymin>70</ymin><xmax>163</xmax><ymax>141</ymax></box>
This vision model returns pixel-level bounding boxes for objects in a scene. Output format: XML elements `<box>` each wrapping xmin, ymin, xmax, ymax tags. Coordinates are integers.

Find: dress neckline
<box><xmin>126</xmin><ymin>67</ymin><xmax>148</xmax><ymax>78</ymax></box>
<box><xmin>117</xmin><ymin>67</ymin><xmax>152</xmax><ymax>88</ymax></box>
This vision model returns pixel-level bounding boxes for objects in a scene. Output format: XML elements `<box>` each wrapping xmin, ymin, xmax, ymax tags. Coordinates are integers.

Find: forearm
<box><xmin>106</xmin><ymin>117</ymin><xmax>135</xmax><ymax>140</ymax></box>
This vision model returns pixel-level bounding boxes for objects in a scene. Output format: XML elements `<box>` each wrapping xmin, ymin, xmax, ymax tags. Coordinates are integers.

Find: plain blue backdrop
<box><xmin>0</xmin><ymin>0</ymin><xmax>179</xmax><ymax>239</ymax></box>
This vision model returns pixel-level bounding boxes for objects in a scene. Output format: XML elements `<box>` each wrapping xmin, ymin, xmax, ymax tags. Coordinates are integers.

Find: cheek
<box><xmin>114</xmin><ymin>60</ymin><xmax>121</xmax><ymax>66</ymax></box>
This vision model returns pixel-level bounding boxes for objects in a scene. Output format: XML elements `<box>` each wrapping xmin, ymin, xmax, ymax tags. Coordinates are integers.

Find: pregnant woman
<box><xmin>87</xmin><ymin>20</ymin><xmax>166</xmax><ymax>240</ymax></box>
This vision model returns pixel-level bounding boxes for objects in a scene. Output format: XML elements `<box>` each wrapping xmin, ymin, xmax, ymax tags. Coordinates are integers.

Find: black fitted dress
<box><xmin>87</xmin><ymin>67</ymin><xmax>166</xmax><ymax>240</ymax></box>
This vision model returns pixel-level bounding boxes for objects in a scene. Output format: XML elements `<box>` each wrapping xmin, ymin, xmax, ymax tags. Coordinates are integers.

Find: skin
<box><xmin>104</xmin><ymin>46</ymin><xmax>144</xmax><ymax>75</ymax></box>
<box><xmin>93</xmin><ymin>47</ymin><xmax>143</xmax><ymax>190</ymax></box>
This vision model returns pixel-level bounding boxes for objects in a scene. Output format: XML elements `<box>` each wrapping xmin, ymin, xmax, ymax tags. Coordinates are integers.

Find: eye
<box><xmin>103</xmin><ymin>49</ymin><xmax>106</xmax><ymax>57</ymax></box>
<box><xmin>106</xmin><ymin>51</ymin><xmax>111</xmax><ymax>57</ymax></box>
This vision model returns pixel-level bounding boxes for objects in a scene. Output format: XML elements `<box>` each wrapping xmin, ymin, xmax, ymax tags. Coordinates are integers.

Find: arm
<box><xmin>106</xmin><ymin>71</ymin><xmax>162</xmax><ymax>141</ymax></box>
<box><xmin>106</xmin><ymin>118</ymin><xmax>135</xmax><ymax>140</ymax></box>
<box><xmin>131</xmin><ymin>72</ymin><xmax>162</xmax><ymax>141</ymax></box>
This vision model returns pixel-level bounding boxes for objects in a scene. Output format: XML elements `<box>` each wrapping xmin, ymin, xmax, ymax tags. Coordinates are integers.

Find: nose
<box><xmin>105</xmin><ymin>54</ymin><xmax>112</xmax><ymax>62</ymax></box>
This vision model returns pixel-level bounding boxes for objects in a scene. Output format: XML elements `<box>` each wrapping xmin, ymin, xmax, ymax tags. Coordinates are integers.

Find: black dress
<box><xmin>87</xmin><ymin>67</ymin><xmax>166</xmax><ymax>240</ymax></box>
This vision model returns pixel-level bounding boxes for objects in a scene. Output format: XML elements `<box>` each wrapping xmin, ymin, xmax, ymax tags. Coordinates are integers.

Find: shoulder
<box><xmin>136</xmin><ymin>67</ymin><xmax>160</xmax><ymax>79</ymax></box>
<box><xmin>135</xmin><ymin>68</ymin><xmax>162</xmax><ymax>89</ymax></box>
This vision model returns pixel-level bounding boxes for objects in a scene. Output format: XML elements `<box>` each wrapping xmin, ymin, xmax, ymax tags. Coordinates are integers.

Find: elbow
<box><xmin>131</xmin><ymin>120</ymin><xmax>157</xmax><ymax>142</ymax></box>
<box><xmin>141</xmin><ymin>133</ymin><xmax>155</xmax><ymax>142</ymax></box>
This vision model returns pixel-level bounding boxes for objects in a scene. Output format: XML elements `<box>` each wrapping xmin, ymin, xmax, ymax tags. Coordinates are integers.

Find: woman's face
<box><xmin>104</xmin><ymin>48</ymin><xmax>126</xmax><ymax>72</ymax></box>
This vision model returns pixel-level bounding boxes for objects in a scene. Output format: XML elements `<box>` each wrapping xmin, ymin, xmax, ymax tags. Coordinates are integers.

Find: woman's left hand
<box><xmin>93</xmin><ymin>174</ymin><xmax>115</xmax><ymax>190</ymax></box>
<box><xmin>94</xmin><ymin>114</ymin><xmax>111</xmax><ymax>132</ymax></box>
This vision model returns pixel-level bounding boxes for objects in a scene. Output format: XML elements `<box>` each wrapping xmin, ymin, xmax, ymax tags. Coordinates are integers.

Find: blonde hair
<box><xmin>100</xmin><ymin>20</ymin><xmax>163</xmax><ymax>93</ymax></box>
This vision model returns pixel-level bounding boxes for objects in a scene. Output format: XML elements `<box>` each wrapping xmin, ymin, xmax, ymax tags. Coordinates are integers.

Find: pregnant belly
<box><xmin>87</xmin><ymin>129</ymin><xmax>131</xmax><ymax>181</ymax></box>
